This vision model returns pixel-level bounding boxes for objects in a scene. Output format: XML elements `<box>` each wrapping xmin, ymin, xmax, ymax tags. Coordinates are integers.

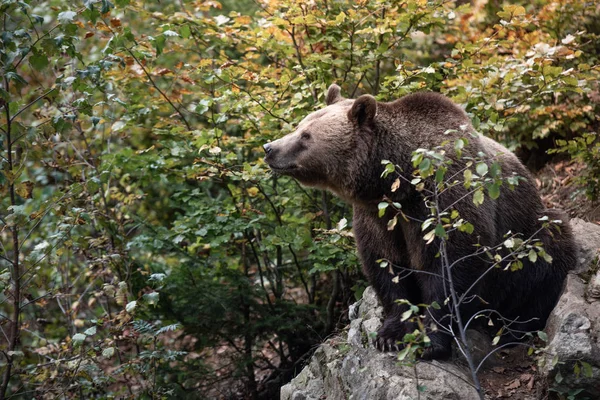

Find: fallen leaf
<box><xmin>504</xmin><ymin>378</ymin><xmax>521</xmax><ymax>390</ymax></box>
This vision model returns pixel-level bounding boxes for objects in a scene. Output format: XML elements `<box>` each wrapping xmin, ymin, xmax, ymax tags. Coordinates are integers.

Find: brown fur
<box><xmin>264</xmin><ymin>84</ymin><xmax>577</xmax><ymax>359</ymax></box>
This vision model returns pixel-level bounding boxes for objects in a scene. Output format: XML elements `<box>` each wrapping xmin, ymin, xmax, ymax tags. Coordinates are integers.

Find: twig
<box><xmin>9</xmin><ymin>88</ymin><xmax>56</xmax><ymax>124</ymax></box>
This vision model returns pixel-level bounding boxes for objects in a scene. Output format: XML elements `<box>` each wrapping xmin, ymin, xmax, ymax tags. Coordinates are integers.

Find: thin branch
<box><xmin>9</xmin><ymin>88</ymin><xmax>56</xmax><ymax>124</ymax></box>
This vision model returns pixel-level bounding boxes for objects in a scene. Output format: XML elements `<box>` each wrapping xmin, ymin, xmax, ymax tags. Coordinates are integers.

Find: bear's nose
<box><xmin>263</xmin><ymin>143</ymin><xmax>272</xmax><ymax>154</ymax></box>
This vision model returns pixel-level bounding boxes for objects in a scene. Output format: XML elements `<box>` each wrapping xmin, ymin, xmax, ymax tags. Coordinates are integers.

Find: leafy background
<box><xmin>0</xmin><ymin>0</ymin><xmax>598</xmax><ymax>398</ymax></box>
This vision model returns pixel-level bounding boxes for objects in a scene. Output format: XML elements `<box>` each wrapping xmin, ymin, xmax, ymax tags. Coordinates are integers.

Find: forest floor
<box><xmin>479</xmin><ymin>345</ymin><xmax>545</xmax><ymax>399</ymax></box>
<box><xmin>537</xmin><ymin>160</ymin><xmax>600</xmax><ymax>222</ymax></box>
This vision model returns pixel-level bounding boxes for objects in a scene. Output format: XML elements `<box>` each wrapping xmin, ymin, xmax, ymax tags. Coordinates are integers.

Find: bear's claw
<box><xmin>373</xmin><ymin>317</ymin><xmax>414</xmax><ymax>352</ymax></box>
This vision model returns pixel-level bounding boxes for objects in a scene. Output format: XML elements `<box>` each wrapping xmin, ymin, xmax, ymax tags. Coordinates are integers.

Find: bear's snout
<box><xmin>263</xmin><ymin>143</ymin><xmax>272</xmax><ymax>154</ymax></box>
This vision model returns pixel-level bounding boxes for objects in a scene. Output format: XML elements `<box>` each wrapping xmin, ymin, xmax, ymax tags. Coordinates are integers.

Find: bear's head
<box><xmin>263</xmin><ymin>84</ymin><xmax>378</xmax><ymax>198</ymax></box>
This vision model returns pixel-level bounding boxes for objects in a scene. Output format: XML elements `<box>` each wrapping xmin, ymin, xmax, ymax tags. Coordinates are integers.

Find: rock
<box><xmin>281</xmin><ymin>287</ymin><xmax>480</xmax><ymax>400</ymax></box>
<box><xmin>542</xmin><ymin>219</ymin><xmax>600</xmax><ymax>398</ymax></box>
<box><xmin>587</xmin><ymin>270</ymin><xmax>600</xmax><ymax>299</ymax></box>
<box><xmin>570</xmin><ymin>218</ymin><xmax>600</xmax><ymax>273</ymax></box>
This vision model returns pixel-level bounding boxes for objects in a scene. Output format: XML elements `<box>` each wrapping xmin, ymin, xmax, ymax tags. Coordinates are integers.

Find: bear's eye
<box><xmin>301</xmin><ymin>132</ymin><xmax>311</xmax><ymax>140</ymax></box>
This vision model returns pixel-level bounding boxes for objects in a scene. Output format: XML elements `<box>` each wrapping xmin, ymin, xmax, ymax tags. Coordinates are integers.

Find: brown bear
<box><xmin>263</xmin><ymin>84</ymin><xmax>576</xmax><ymax>359</ymax></box>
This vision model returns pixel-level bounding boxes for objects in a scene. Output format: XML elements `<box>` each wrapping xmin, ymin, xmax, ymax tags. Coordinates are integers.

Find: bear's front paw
<box><xmin>374</xmin><ymin>318</ymin><xmax>452</xmax><ymax>359</ymax></box>
<box><xmin>373</xmin><ymin>318</ymin><xmax>415</xmax><ymax>352</ymax></box>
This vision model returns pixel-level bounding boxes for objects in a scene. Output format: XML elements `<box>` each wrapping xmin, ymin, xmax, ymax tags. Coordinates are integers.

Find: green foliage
<box><xmin>0</xmin><ymin>0</ymin><xmax>597</xmax><ymax>397</ymax></box>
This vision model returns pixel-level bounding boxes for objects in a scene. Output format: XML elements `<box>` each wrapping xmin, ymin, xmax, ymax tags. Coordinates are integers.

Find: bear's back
<box><xmin>391</xmin><ymin>92</ymin><xmax>467</xmax><ymax>121</ymax></box>
<box><xmin>376</xmin><ymin>92</ymin><xmax>473</xmax><ymax>148</ymax></box>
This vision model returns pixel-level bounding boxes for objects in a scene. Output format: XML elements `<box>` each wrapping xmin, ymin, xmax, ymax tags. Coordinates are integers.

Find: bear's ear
<box><xmin>326</xmin><ymin>84</ymin><xmax>343</xmax><ymax>105</ymax></box>
<box><xmin>348</xmin><ymin>95</ymin><xmax>377</xmax><ymax>126</ymax></box>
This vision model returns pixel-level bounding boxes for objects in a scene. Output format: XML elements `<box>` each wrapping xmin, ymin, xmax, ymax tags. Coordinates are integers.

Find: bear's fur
<box><xmin>263</xmin><ymin>84</ymin><xmax>577</xmax><ymax>359</ymax></box>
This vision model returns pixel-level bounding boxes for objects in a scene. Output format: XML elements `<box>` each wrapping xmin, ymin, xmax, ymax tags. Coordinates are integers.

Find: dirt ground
<box><xmin>478</xmin><ymin>345</ymin><xmax>547</xmax><ymax>399</ymax></box>
<box><xmin>536</xmin><ymin>160</ymin><xmax>600</xmax><ymax>222</ymax></box>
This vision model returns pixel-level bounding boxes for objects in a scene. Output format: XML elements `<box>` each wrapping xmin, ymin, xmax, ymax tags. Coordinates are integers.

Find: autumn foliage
<box><xmin>0</xmin><ymin>0</ymin><xmax>598</xmax><ymax>398</ymax></box>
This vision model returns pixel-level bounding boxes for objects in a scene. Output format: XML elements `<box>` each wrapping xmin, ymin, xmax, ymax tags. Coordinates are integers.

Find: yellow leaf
<box><xmin>513</xmin><ymin>5</ymin><xmax>526</xmax><ymax>16</ymax></box>
<box><xmin>16</xmin><ymin>181</ymin><xmax>33</xmax><ymax>199</ymax></box>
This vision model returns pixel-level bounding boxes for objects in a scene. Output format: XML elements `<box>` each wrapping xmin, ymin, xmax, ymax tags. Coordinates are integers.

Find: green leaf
<box><xmin>83</xmin><ymin>326</ymin><xmax>96</xmax><ymax>336</ymax></box>
<box><xmin>101</xmin><ymin>0</ymin><xmax>114</xmax><ymax>14</ymax></box>
<box><xmin>434</xmin><ymin>224</ymin><xmax>446</xmax><ymax>239</ymax></box>
<box><xmin>151</xmin><ymin>35</ymin><xmax>166</xmax><ymax>56</ymax></box>
<box><xmin>562</xmin><ymin>76</ymin><xmax>578</xmax><ymax>86</ymax></box>
<box><xmin>5</xmin><ymin>72</ymin><xmax>27</xmax><ymax>87</ymax></box>
<box><xmin>418</xmin><ymin>158</ymin><xmax>431</xmax><ymax>175</ymax></box>
<box><xmin>435</xmin><ymin>166</ymin><xmax>446</xmax><ymax>183</ymax></box>
<box><xmin>555</xmin><ymin>370</ymin><xmax>563</xmax><ymax>384</ymax></box>
<box><xmin>581</xmin><ymin>361</ymin><xmax>593</xmax><ymax>378</ymax></box>
<box><xmin>72</xmin><ymin>333</ymin><xmax>86</xmax><ymax>344</ymax></box>
<box><xmin>30</xmin><ymin>53</ymin><xmax>49</xmax><ymax>71</ymax></box>
<box><xmin>473</xmin><ymin>189</ymin><xmax>484</xmax><ymax>206</ymax></box>
<box><xmin>528</xmin><ymin>250</ymin><xmax>538</xmax><ymax>263</ymax></box>
<box><xmin>490</xmin><ymin>162</ymin><xmax>501</xmax><ymax>178</ymax></box>
<box><xmin>378</xmin><ymin>202</ymin><xmax>388</xmax><ymax>218</ymax></box>
<box><xmin>463</xmin><ymin>169</ymin><xmax>472</xmax><ymax>188</ymax></box>
<box><xmin>476</xmin><ymin>162</ymin><xmax>488</xmax><ymax>176</ymax></box>
<box><xmin>454</xmin><ymin>138</ymin><xmax>465</xmax><ymax>151</ymax></box>
<box><xmin>180</xmin><ymin>24</ymin><xmax>191</xmax><ymax>38</ymax></box>
<box><xmin>488</xmin><ymin>183</ymin><xmax>500</xmax><ymax>200</ymax></box>
<box><xmin>58</xmin><ymin>11</ymin><xmax>77</xmax><ymax>24</ymax></box>
<box><xmin>125</xmin><ymin>300</ymin><xmax>137</xmax><ymax>313</ymax></box>
<box><xmin>381</xmin><ymin>160</ymin><xmax>395</xmax><ymax>178</ymax></box>
<box><xmin>537</xmin><ymin>331</ymin><xmax>547</xmax><ymax>342</ymax></box>
<box><xmin>102</xmin><ymin>347</ymin><xmax>116</xmax><ymax>359</ymax></box>
<box><xmin>143</xmin><ymin>292</ymin><xmax>160</xmax><ymax>306</ymax></box>
<box><xmin>460</xmin><ymin>222</ymin><xmax>474</xmax><ymax>234</ymax></box>
<box><xmin>411</xmin><ymin>153</ymin><xmax>423</xmax><ymax>168</ymax></box>
<box><xmin>397</xmin><ymin>346</ymin><xmax>410</xmax><ymax>361</ymax></box>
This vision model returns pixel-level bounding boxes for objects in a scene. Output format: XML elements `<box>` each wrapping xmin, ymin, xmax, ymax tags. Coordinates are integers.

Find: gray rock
<box><xmin>281</xmin><ymin>340</ymin><xmax>479</xmax><ymax>400</ymax></box>
<box><xmin>570</xmin><ymin>218</ymin><xmax>600</xmax><ymax>273</ymax></box>
<box><xmin>542</xmin><ymin>219</ymin><xmax>600</xmax><ymax>398</ymax></box>
<box><xmin>281</xmin><ymin>287</ymin><xmax>479</xmax><ymax>400</ymax></box>
<box><xmin>587</xmin><ymin>269</ymin><xmax>600</xmax><ymax>299</ymax></box>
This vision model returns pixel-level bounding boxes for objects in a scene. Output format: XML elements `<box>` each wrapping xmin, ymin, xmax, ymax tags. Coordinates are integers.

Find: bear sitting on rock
<box><xmin>263</xmin><ymin>84</ymin><xmax>576</xmax><ymax>360</ymax></box>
